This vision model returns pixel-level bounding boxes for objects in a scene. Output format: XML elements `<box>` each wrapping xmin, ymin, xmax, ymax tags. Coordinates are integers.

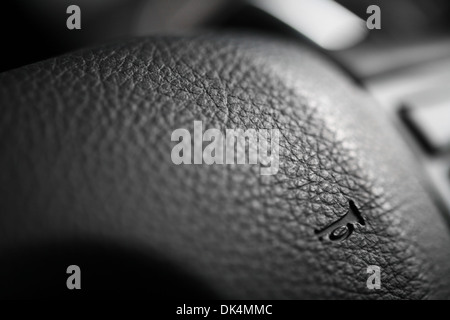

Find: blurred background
<box><xmin>1</xmin><ymin>0</ymin><xmax>450</xmax><ymax>73</ymax></box>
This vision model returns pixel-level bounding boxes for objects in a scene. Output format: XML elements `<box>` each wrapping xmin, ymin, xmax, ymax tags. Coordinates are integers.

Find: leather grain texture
<box><xmin>0</xmin><ymin>34</ymin><xmax>450</xmax><ymax>299</ymax></box>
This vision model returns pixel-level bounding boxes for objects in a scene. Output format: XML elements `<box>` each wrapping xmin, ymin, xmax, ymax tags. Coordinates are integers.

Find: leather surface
<box><xmin>0</xmin><ymin>34</ymin><xmax>450</xmax><ymax>299</ymax></box>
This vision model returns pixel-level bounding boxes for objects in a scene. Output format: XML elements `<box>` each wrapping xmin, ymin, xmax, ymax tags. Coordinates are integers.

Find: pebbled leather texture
<box><xmin>0</xmin><ymin>34</ymin><xmax>450</xmax><ymax>299</ymax></box>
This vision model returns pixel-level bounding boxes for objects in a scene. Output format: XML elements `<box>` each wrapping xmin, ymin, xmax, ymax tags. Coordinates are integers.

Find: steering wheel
<box><xmin>1</xmin><ymin>2</ymin><xmax>450</xmax><ymax>300</ymax></box>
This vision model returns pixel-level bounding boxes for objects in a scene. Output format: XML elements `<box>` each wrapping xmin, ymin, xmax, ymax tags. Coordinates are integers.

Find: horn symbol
<box><xmin>315</xmin><ymin>200</ymin><xmax>365</xmax><ymax>242</ymax></box>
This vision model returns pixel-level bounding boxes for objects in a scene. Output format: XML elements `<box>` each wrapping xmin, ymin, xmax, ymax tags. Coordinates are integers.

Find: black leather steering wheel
<box><xmin>1</xmin><ymin>33</ymin><xmax>449</xmax><ymax>299</ymax></box>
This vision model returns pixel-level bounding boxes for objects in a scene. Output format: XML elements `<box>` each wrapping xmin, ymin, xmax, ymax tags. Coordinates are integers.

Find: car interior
<box><xmin>1</xmin><ymin>0</ymin><xmax>450</xmax><ymax>300</ymax></box>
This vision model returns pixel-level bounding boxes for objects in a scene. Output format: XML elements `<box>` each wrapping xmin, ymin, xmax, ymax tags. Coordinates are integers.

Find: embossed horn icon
<box><xmin>315</xmin><ymin>200</ymin><xmax>365</xmax><ymax>242</ymax></box>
